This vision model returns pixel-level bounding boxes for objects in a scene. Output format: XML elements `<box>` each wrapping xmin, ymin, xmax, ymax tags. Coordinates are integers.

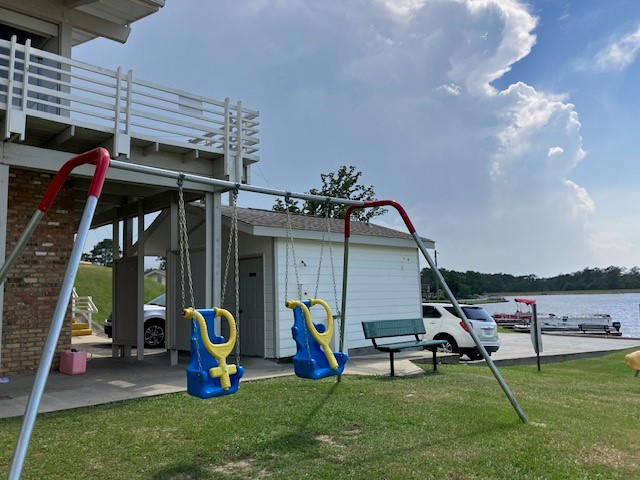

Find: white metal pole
<box><xmin>8</xmin><ymin>195</ymin><xmax>100</xmax><ymax>480</ymax></box>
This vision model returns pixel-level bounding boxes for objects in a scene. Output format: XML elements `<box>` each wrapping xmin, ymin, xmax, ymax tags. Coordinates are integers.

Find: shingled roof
<box><xmin>220</xmin><ymin>206</ymin><xmax>434</xmax><ymax>244</ymax></box>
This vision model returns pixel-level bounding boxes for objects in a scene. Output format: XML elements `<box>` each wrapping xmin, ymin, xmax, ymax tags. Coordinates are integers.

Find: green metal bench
<box><xmin>362</xmin><ymin>318</ymin><xmax>449</xmax><ymax>376</ymax></box>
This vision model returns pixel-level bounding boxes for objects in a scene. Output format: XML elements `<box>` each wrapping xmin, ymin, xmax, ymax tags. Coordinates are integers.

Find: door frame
<box><xmin>238</xmin><ymin>254</ymin><xmax>265</xmax><ymax>358</ymax></box>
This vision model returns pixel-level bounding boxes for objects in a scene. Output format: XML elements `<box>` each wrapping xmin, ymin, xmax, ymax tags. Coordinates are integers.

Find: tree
<box><xmin>82</xmin><ymin>238</ymin><xmax>119</xmax><ymax>267</ymax></box>
<box><xmin>272</xmin><ymin>165</ymin><xmax>386</xmax><ymax>222</ymax></box>
<box><xmin>272</xmin><ymin>198</ymin><xmax>302</xmax><ymax>214</ymax></box>
<box><xmin>156</xmin><ymin>257</ymin><xmax>166</xmax><ymax>270</ymax></box>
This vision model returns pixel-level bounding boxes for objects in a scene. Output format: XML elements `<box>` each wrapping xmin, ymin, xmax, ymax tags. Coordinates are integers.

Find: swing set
<box><xmin>4</xmin><ymin>149</ymin><xmax>528</xmax><ymax>479</ymax></box>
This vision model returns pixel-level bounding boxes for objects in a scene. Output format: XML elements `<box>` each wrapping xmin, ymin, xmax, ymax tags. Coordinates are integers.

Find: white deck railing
<box><xmin>71</xmin><ymin>288</ymin><xmax>98</xmax><ymax>329</ymax></box>
<box><xmin>0</xmin><ymin>36</ymin><xmax>259</xmax><ymax>164</ymax></box>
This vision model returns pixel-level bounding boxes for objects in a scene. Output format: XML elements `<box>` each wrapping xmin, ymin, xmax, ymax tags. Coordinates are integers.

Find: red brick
<box><xmin>1</xmin><ymin>168</ymin><xmax>74</xmax><ymax>376</ymax></box>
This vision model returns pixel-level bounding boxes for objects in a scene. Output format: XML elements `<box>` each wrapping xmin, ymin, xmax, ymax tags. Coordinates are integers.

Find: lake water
<box><xmin>481</xmin><ymin>293</ymin><xmax>640</xmax><ymax>338</ymax></box>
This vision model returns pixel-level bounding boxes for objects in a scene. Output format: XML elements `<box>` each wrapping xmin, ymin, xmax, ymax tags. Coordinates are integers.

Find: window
<box><xmin>445</xmin><ymin>306</ymin><xmax>493</xmax><ymax>322</ymax></box>
<box><xmin>422</xmin><ymin>305</ymin><xmax>441</xmax><ymax>318</ymax></box>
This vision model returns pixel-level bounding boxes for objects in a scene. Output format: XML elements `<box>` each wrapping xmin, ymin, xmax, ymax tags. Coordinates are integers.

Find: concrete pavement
<box><xmin>1</xmin><ymin>331</ymin><xmax>639</xmax><ymax>419</ymax></box>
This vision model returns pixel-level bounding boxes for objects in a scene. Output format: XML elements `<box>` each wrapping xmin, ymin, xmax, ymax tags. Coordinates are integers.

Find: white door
<box><xmin>239</xmin><ymin>257</ymin><xmax>264</xmax><ymax>357</ymax></box>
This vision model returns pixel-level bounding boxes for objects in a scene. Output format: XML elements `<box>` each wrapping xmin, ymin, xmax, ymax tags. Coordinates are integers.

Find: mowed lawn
<box><xmin>1</xmin><ymin>351</ymin><xmax>638</xmax><ymax>479</ymax></box>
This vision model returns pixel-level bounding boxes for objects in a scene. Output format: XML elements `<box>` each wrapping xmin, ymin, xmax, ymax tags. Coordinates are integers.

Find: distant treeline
<box><xmin>421</xmin><ymin>266</ymin><xmax>640</xmax><ymax>298</ymax></box>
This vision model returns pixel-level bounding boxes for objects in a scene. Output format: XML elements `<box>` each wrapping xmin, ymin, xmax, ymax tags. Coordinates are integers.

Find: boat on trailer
<box><xmin>492</xmin><ymin>297</ymin><xmax>621</xmax><ymax>333</ymax></box>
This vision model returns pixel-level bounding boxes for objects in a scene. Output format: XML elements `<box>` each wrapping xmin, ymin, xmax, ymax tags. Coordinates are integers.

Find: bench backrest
<box><xmin>362</xmin><ymin>318</ymin><xmax>425</xmax><ymax>339</ymax></box>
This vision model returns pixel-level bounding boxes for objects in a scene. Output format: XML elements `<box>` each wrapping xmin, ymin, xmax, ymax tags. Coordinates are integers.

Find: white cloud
<box><xmin>564</xmin><ymin>179</ymin><xmax>595</xmax><ymax>219</ymax></box>
<box><xmin>593</xmin><ymin>24</ymin><xmax>640</xmax><ymax>71</ymax></box>
<box><xmin>76</xmin><ymin>0</ymin><xmax>605</xmax><ymax>275</ymax></box>
<box><xmin>335</xmin><ymin>0</ymin><xmax>595</xmax><ymax>274</ymax></box>
<box><xmin>437</xmin><ymin>83</ymin><xmax>461</xmax><ymax>95</ymax></box>
<box><xmin>548</xmin><ymin>146</ymin><xmax>564</xmax><ymax>156</ymax></box>
<box><xmin>376</xmin><ymin>0</ymin><xmax>426</xmax><ymax>20</ymax></box>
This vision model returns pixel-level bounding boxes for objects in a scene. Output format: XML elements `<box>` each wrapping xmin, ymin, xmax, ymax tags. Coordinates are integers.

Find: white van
<box><xmin>422</xmin><ymin>303</ymin><xmax>500</xmax><ymax>360</ymax></box>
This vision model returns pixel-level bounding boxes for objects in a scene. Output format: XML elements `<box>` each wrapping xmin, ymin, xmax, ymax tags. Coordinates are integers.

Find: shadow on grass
<box><xmin>151</xmin><ymin>383</ymin><xmax>341</xmax><ymax>479</ymax></box>
<box><xmin>261</xmin><ymin>382</ymin><xmax>341</xmax><ymax>455</ymax></box>
<box><xmin>151</xmin><ymin>461</ymin><xmax>210</xmax><ymax>480</ymax></box>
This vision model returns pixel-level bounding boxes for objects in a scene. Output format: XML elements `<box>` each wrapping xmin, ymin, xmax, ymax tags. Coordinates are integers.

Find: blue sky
<box><xmin>76</xmin><ymin>0</ymin><xmax>640</xmax><ymax>277</ymax></box>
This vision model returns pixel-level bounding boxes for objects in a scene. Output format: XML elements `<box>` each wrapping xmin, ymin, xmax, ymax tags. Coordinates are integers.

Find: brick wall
<box><xmin>1</xmin><ymin>167</ymin><xmax>75</xmax><ymax>376</ymax></box>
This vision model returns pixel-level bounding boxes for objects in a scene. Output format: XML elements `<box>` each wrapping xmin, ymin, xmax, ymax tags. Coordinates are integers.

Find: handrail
<box><xmin>71</xmin><ymin>288</ymin><xmax>98</xmax><ymax>329</ymax></box>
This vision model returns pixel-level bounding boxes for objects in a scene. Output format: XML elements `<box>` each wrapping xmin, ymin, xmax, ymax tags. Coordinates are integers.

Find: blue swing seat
<box><xmin>186</xmin><ymin>308</ymin><xmax>244</xmax><ymax>399</ymax></box>
<box><xmin>290</xmin><ymin>300</ymin><xmax>348</xmax><ymax>380</ymax></box>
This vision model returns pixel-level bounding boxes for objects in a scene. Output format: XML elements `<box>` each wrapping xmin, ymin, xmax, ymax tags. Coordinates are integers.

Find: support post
<box><xmin>136</xmin><ymin>204</ymin><xmax>145</xmax><ymax>361</ymax></box>
<box><xmin>205</xmin><ymin>192</ymin><xmax>222</xmax><ymax>328</ymax></box>
<box><xmin>235</xmin><ymin>101</ymin><xmax>243</xmax><ymax>184</ymax></box>
<box><xmin>169</xmin><ymin>195</ymin><xmax>179</xmax><ymax>365</ymax></box>
<box><xmin>0</xmin><ymin>164</ymin><xmax>8</xmax><ymax>377</ymax></box>
<box><xmin>337</xmin><ymin>236</ymin><xmax>350</xmax><ymax>383</ymax></box>
<box><xmin>111</xmin><ymin>216</ymin><xmax>121</xmax><ymax>358</ymax></box>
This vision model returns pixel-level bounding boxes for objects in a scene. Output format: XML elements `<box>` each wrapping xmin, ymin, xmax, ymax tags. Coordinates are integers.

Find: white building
<box><xmin>144</xmin><ymin>269</ymin><xmax>166</xmax><ymax>285</ymax></box>
<box><xmin>0</xmin><ymin>1</ymin><xmax>259</xmax><ymax>374</ymax></box>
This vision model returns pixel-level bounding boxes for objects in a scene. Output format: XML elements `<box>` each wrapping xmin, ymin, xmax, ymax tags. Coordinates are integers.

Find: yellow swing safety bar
<box><xmin>285</xmin><ymin>298</ymin><xmax>339</xmax><ymax>370</ymax></box>
<box><xmin>183</xmin><ymin>307</ymin><xmax>238</xmax><ymax>390</ymax></box>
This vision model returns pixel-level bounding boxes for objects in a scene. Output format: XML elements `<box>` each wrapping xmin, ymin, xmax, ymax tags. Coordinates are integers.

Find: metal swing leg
<box><xmin>8</xmin><ymin>149</ymin><xmax>110</xmax><ymax>480</ymax></box>
<box><xmin>340</xmin><ymin>200</ymin><xmax>528</xmax><ymax>424</ymax></box>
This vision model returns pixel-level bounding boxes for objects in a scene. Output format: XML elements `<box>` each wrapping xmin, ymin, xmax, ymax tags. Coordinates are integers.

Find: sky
<box><xmin>75</xmin><ymin>0</ymin><xmax>640</xmax><ymax>278</ymax></box>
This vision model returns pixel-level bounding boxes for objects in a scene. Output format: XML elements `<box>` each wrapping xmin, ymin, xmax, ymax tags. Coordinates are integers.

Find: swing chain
<box><xmin>177</xmin><ymin>174</ymin><xmax>202</xmax><ymax>372</ymax></box>
<box><xmin>313</xmin><ymin>203</ymin><xmax>327</xmax><ymax>300</ymax></box>
<box><xmin>221</xmin><ymin>189</ymin><xmax>241</xmax><ymax>365</ymax></box>
<box><xmin>284</xmin><ymin>195</ymin><xmax>303</xmax><ymax>300</ymax></box>
<box><xmin>284</xmin><ymin>195</ymin><xmax>312</xmax><ymax>360</ymax></box>
<box><xmin>313</xmin><ymin>202</ymin><xmax>341</xmax><ymax>335</ymax></box>
<box><xmin>221</xmin><ymin>194</ymin><xmax>234</xmax><ymax>306</ymax></box>
<box><xmin>177</xmin><ymin>174</ymin><xmax>195</xmax><ymax>309</ymax></box>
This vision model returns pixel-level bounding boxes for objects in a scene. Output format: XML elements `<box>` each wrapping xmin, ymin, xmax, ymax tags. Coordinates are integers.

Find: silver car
<box><xmin>104</xmin><ymin>293</ymin><xmax>166</xmax><ymax>348</ymax></box>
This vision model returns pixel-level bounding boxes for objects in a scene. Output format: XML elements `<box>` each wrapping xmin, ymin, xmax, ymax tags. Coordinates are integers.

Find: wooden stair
<box><xmin>71</xmin><ymin>321</ymin><xmax>93</xmax><ymax>336</ymax></box>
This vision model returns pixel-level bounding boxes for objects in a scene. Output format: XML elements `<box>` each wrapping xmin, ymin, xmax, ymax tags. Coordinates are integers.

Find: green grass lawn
<box><xmin>74</xmin><ymin>264</ymin><xmax>166</xmax><ymax>325</ymax></box>
<box><xmin>1</xmin><ymin>351</ymin><xmax>639</xmax><ymax>479</ymax></box>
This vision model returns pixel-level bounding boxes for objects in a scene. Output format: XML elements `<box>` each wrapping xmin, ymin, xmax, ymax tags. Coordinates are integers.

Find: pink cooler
<box><xmin>59</xmin><ymin>349</ymin><xmax>87</xmax><ymax>375</ymax></box>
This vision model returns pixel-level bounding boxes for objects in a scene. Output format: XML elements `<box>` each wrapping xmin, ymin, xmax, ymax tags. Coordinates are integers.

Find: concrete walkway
<box><xmin>1</xmin><ymin>332</ymin><xmax>638</xmax><ymax>419</ymax></box>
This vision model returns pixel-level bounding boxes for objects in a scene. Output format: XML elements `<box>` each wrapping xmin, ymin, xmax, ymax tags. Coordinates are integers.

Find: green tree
<box><xmin>272</xmin><ymin>198</ymin><xmax>302</xmax><ymax>214</ymax></box>
<box><xmin>82</xmin><ymin>239</ymin><xmax>119</xmax><ymax>267</ymax></box>
<box><xmin>273</xmin><ymin>166</ymin><xmax>386</xmax><ymax>222</ymax></box>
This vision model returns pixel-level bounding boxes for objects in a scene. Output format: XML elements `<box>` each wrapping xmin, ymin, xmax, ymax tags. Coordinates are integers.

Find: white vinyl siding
<box><xmin>274</xmin><ymin>238</ymin><xmax>421</xmax><ymax>358</ymax></box>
